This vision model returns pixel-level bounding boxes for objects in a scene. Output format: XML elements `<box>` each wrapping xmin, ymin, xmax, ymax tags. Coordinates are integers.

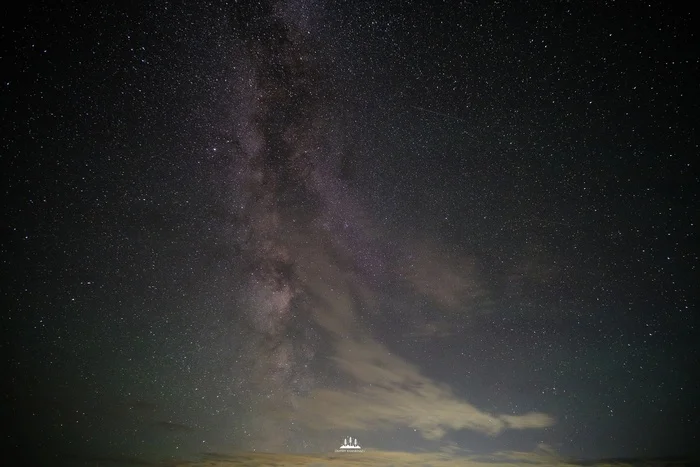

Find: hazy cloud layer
<box><xmin>292</xmin><ymin>236</ymin><xmax>555</xmax><ymax>441</ymax></box>
<box><xmin>398</xmin><ymin>239</ymin><xmax>485</xmax><ymax>309</ymax></box>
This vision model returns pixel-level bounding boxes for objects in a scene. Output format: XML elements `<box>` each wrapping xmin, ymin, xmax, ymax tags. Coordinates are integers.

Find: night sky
<box><xmin>4</xmin><ymin>1</ymin><xmax>699</xmax><ymax>465</ymax></box>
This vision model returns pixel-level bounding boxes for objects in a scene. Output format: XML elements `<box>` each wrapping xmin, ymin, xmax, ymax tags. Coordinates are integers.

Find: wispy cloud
<box><xmin>293</xmin><ymin>240</ymin><xmax>555</xmax><ymax>441</ymax></box>
<box><xmin>398</xmin><ymin>239</ymin><xmax>485</xmax><ymax>310</ymax></box>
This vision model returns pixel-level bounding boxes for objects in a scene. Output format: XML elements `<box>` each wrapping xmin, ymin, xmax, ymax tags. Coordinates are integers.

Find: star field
<box><xmin>3</xmin><ymin>1</ymin><xmax>698</xmax><ymax>465</ymax></box>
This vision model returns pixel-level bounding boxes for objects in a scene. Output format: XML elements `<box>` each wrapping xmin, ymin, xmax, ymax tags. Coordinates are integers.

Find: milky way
<box><xmin>213</xmin><ymin>0</ymin><xmax>554</xmax><ymax>452</ymax></box>
<box><xmin>217</xmin><ymin>0</ymin><xmax>336</xmax><ymax>449</ymax></box>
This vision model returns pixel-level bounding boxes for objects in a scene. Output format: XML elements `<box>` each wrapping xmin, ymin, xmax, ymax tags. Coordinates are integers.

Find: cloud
<box><xmin>501</xmin><ymin>413</ymin><xmax>557</xmax><ymax>430</ymax></box>
<box><xmin>290</xmin><ymin>241</ymin><xmax>554</xmax><ymax>441</ymax></box>
<box><xmin>398</xmin><ymin>239</ymin><xmax>485</xmax><ymax>309</ymax></box>
<box><xmin>295</xmin><ymin>338</ymin><xmax>554</xmax><ymax>439</ymax></box>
